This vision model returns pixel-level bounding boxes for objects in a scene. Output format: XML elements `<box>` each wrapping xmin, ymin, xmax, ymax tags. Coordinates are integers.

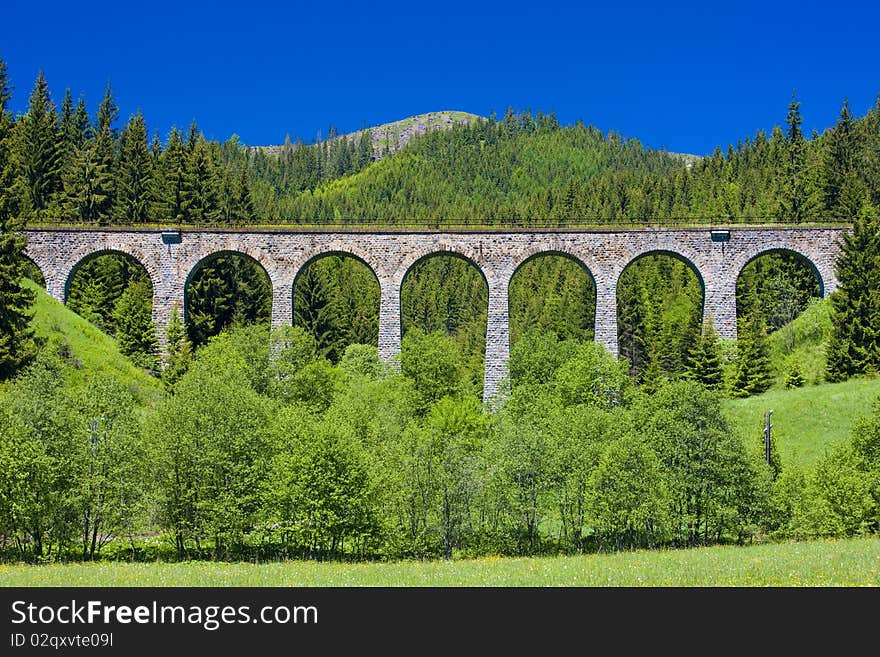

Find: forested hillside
<box><xmin>8</xmin><ymin>62</ymin><xmax>879</xmax><ymax>229</ymax></box>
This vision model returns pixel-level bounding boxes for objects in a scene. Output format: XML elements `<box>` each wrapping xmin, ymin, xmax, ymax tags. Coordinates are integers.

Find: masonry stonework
<box><xmin>23</xmin><ymin>227</ymin><xmax>849</xmax><ymax>402</ymax></box>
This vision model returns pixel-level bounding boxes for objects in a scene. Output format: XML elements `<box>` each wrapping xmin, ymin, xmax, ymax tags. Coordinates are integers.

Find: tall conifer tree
<box><xmin>0</xmin><ymin>55</ymin><xmax>37</xmax><ymax>378</ymax></box>
<box><xmin>114</xmin><ymin>111</ymin><xmax>153</xmax><ymax>223</ymax></box>
<box><xmin>153</xmin><ymin>127</ymin><xmax>186</xmax><ymax>224</ymax></box>
<box><xmin>730</xmin><ymin>310</ymin><xmax>774</xmax><ymax>397</ymax></box>
<box><xmin>826</xmin><ymin>202</ymin><xmax>880</xmax><ymax>380</ymax></box>
<box><xmin>16</xmin><ymin>70</ymin><xmax>63</xmax><ymax>218</ymax></box>
<box><xmin>686</xmin><ymin>318</ymin><xmax>724</xmax><ymax>390</ymax></box>
<box><xmin>184</xmin><ymin>136</ymin><xmax>220</xmax><ymax>224</ymax></box>
<box><xmin>61</xmin><ymin>139</ymin><xmax>110</xmax><ymax>223</ymax></box>
<box><xmin>91</xmin><ymin>84</ymin><xmax>118</xmax><ymax>224</ymax></box>
<box><xmin>776</xmin><ymin>93</ymin><xmax>821</xmax><ymax>222</ymax></box>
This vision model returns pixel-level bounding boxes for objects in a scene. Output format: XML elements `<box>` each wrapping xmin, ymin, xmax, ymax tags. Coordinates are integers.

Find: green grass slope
<box><xmin>724</xmin><ymin>376</ymin><xmax>880</xmax><ymax>466</ymax></box>
<box><xmin>20</xmin><ymin>278</ymin><xmax>163</xmax><ymax>406</ymax></box>
<box><xmin>1</xmin><ymin>537</ymin><xmax>876</xmax><ymax>586</ymax></box>
<box><xmin>767</xmin><ymin>298</ymin><xmax>832</xmax><ymax>387</ymax></box>
<box><xmin>723</xmin><ymin>296</ymin><xmax>880</xmax><ymax>467</ymax></box>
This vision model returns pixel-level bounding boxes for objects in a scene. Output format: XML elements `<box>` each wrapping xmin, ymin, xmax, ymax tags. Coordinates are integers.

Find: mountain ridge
<box><xmin>258</xmin><ymin>110</ymin><xmax>703</xmax><ymax>163</ymax></box>
<box><xmin>257</xmin><ymin>110</ymin><xmax>482</xmax><ymax>159</ymax></box>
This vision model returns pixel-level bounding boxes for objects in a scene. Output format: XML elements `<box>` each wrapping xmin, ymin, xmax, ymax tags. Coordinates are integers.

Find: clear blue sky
<box><xmin>5</xmin><ymin>0</ymin><xmax>879</xmax><ymax>155</ymax></box>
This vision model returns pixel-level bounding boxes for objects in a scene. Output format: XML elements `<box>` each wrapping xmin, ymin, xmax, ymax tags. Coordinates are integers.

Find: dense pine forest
<box><xmin>1</xmin><ymin>56</ymin><xmax>879</xmax><ymax>562</ymax></box>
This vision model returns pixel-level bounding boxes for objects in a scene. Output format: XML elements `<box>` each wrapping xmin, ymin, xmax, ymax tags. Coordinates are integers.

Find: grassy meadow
<box><xmin>724</xmin><ymin>376</ymin><xmax>880</xmax><ymax>466</ymax></box>
<box><xmin>0</xmin><ymin>537</ymin><xmax>877</xmax><ymax>587</ymax></box>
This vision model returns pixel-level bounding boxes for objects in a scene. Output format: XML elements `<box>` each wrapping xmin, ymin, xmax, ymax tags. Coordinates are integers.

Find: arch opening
<box><xmin>65</xmin><ymin>250</ymin><xmax>157</xmax><ymax>369</ymax></box>
<box><xmin>616</xmin><ymin>251</ymin><xmax>705</xmax><ymax>383</ymax></box>
<box><xmin>400</xmin><ymin>252</ymin><xmax>489</xmax><ymax>399</ymax></box>
<box><xmin>736</xmin><ymin>249</ymin><xmax>822</xmax><ymax>334</ymax></box>
<box><xmin>293</xmin><ymin>252</ymin><xmax>380</xmax><ymax>363</ymax></box>
<box><xmin>185</xmin><ymin>250</ymin><xmax>272</xmax><ymax>348</ymax></box>
<box><xmin>66</xmin><ymin>250</ymin><xmax>154</xmax><ymax>334</ymax></box>
<box><xmin>509</xmin><ymin>251</ymin><xmax>596</xmax><ymax>347</ymax></box>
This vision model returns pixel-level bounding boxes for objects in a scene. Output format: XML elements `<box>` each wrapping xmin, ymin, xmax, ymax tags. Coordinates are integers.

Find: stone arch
<box><xmin>399</xmin><ymin>250</ymin><xmax>490</xmax><ymax>379</ymax></box>
<box><xmin>291</xmin><ymin>250</ymin><xmax>382</xmax><ymax>359</ymax></box>
<box><xmin>292</xmin><ymin>249</ymin><xmax>382</xmax><ymax>300</ymax></box>
<box><xmin>617</xmin><ymin>248</ymin><xmax>706</xmax><ymax>300</ymax></box>
<box><xmin>395</xmin><ymin>244</ymin><xmax>491</xmax><ymax>288</ymax></box>
<box><xmin>21</xmin><ymin>255</ymin><xmax>46</xmax><ymax>289</ymax></box>
<box><xmin>736</xmin><ymin>247</ymin><xmax>825</xmax><ymax>297</ymax></box>
<box><xmin>183</xmin><ymin>250</ymin><xmax>274</xmax><ymax>347</ymax></box>
<box><xmin>509</xmin><ymin>249</ymin><xmax>597</xmax><ymax>290</ymax></box>
<box><xmin>507</xmin><ymin>250</ymin><xmax>597</xmax><ymax>345</ymax></box>
<box><xmin>305</xmin><ymin>240</ymin><xmax>387</xmax><ymax>281</ymax></box>
<box><xmin>616</xmin><ymin>249</ymin><xmax>706</xmax><ymax>379</ymax></box>
<box><xmin>184</xmin><ymin>249</ymin><xmax>273</xmax><ymax>316</ymax></box>
<box><xmin>63</xmin><ymin>248</ymin><xmax>156</xmax><ymax>303</ymax></box>
<box><xmin>400</xmin><ymin>249</ymin><xmax>491</xmax><ymax>310</ymax></box>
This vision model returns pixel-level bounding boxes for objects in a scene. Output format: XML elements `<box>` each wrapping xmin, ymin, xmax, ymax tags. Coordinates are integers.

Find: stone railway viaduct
<box><xmin>22</xmin><ymin>226</ymin><xmax>849</xmax><ymax>401</ymax></box>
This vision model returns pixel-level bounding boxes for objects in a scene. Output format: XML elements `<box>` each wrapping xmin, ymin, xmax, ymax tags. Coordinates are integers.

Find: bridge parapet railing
<box><xmin>20</xmin><ymin>218</ymin><xmax>854</xmax><ymax>233</ymax></box>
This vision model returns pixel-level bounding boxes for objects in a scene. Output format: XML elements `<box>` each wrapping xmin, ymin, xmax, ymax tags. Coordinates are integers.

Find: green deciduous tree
<box><xmin>588</xmin><ymin>435</ymin><xmax>669</xmax><ymax>551</ymax></box>
<box><xmin>74</xmin><ymin>375</ymin><xmax>146</xmax><ymax>560</ymax></box>
<box><xmin>400</xmin><ymin>328</ymin><xmax>473</xmax><ymax>411</ymax></box>
<box><xmin>0</xmin><ymin>356</ymin><xmax>80</xmax><ymax>560</ymax></box>
<box><xmin>151</xmin><ymin>336</ymin><xmax>270</xmax><ymax>559</ymax></box>
<box><xmin>263</xmin><ymin>407</ymin><xmax>377</xmax><ymax>559</ymax></box>
<box><xmin>637</xmin><ymin>381</ymin><xmax>767</xmax><ymax>546</ymax></box>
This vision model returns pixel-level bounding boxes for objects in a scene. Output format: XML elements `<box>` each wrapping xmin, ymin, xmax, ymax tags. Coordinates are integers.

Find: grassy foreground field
<box><xmin>1</xmin><ymin>538</ymin><xmax>877</xmax><ymax>587</ymax></box>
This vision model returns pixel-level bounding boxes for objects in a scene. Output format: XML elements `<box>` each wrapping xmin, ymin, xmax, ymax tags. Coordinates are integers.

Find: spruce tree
<box><xmin>91</xmin><ymin>84</ymin><xmax>118</xmax><ymax>224</ymax></box>
<box><xmin>730</xmin><ymin>310</ymin><xmax>774</xmax><ymax>397</ymax></box>
<box><xmin>294</xmin><ymin>261</ymin><xmax>344</xmax><ymax>362</ymax></box>
<box><xmin>16</xmin><ymin>70</ymin><xmax>63</xmax><ymax>219</ymax></box>
<box><xmin>61</xmin><ymin>140</ymin><xmax>110</xmax><ymax>223</ymax></box>
<box><xmin>113</xmin><ymin>279</ymin><xmax>158</xmax><ymax>370</ymax></box>
<box><xmin>776</xmin><ymin>93</ymin><xmax>821</xmax><ymax>222</ymax></box>
<box><xmin>183</xmin><ymin>136</ymin><xmax>220</xmax><ymax>224</ymax></box>
<box><xmin>784</xmin><ymin>362</ymin><xmax>805</xmax><ymax>388</ymax></box>
<box><xmin>153</xmin><ymin>127</ymin><xmax>186</xmax><ymax>223</ymax></box>
<box><xmin>356</xmin><ymin>129</ymin><xmax>373</xmax><ymax>171</ymax></box>
<box><xmin>72</xmin><ymin>97</ymin><xmax>91</xmax><ymax>146</ymax></box>
<box><xmin>0</xmin><ymin>55</ymin><xmax>37</xmax><ymax>378</ymax></box>
<box><xmin>826</xmin><ymin>202</ymin><xmax>880</xmax><ymax>380</ymax></box>
<box><xmin>686</xmin><ymin>318</ymin><xmax>724</xmax><ymax>390</ymax></box>
<box><xmin>824</xmin><ymin>99</ymin><xmax>859</xmax><ymax>219</ymax></box>
<box><xmin>114</xmin><ymin>111</ymin><xmax>153</xmax><ymax>223</ymax></box>
<box><xmin>59</xmin><ymin>88</ymin><xmax>74</xmax><ymax>148</ymax></box>
<box><xmin>234</xmin><ymin>167</ymin><xmax>255</xmax><ymax>224</ymax></box>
